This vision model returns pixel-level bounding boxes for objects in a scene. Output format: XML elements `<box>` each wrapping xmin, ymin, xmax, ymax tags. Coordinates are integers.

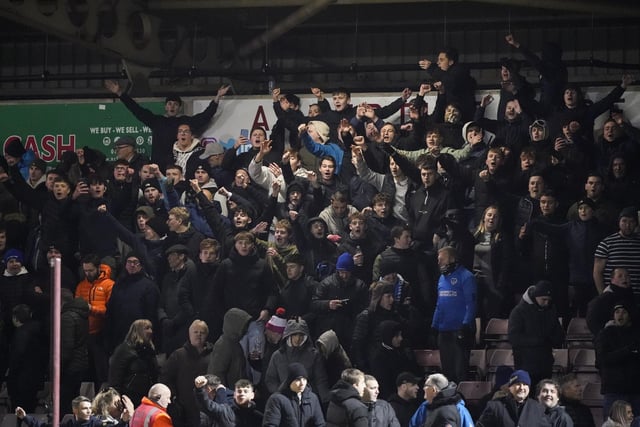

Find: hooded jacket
<box><xmin>587</xmin><ymin>284</ymin><xmax>638</xmax><ymax>337</ymax></box>
<box><xmin>316</xmin><ymin>330</ymin><xmax>352</xmax><ymax>387</ymax></box>
<box><xmin>75</xmin><ymin>263</ymin><xmax>114</xmax><ymax>335</ymax></box>
<box><xmin>207</xmin><ymin>308</ymin><xmax>252</xmax><ymax>387</ymax></box>
<box><xmin>263</xmin><ymin>379</ymin><xmax>325</xmax><ymax>427</ymax></box>
<box><xmin>595</xmin><ymin>317</ymin><xmax>640</xmax><ymax>395</ymax></box>
<box><xmin>422</xmin><ymin>382</ymin><xmax>465</xmax><ymax>427</ymax></box>
<box><xmin>326</xmin><ymin>380</ymin><xmax>368</xmax><ymax>427</ymax></box>
<box><xmin>508</xmin><ymin>285</ymin><xmax>565</xmax><ymax>377</ymax></box>
<box><xmin>265</xmin><ymin>319</ymin><xmax>330</xmax><ymax>404</ymax></box>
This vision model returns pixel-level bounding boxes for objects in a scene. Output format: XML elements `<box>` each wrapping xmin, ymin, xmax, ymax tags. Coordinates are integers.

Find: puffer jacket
<box><xmin>263</xmin><ymin>385</ymin><xmax>325</xmax><ymax>427</ymax></box>
<box><xmin>508</xmin><ymin>285</ymin><xmax>565</xmax><ymax>379</ymax></box>
<box><xmin>61</xmin><ymin>297</ymin><xmax>89</xmax><ymax>375</ymax></box>
<box><xmin>75</xmin><ymin>263</ymin><xmax>114</xmax><ymax>335</ymax></box>
<box><xmin>265</xmin><ymin>319</ymin><xmax>330</xmax><ymax>404</ymax></box>
<box><xmin>326</xmin><ymin>380</ymin><xmax>368</xmax><ymax>427</ymax></box>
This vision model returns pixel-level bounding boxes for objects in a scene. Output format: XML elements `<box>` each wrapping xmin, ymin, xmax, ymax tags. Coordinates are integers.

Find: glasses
<box><xmin>126</xmin><ymin>260</ymin><xmax>141</xmax><ymax>266</ymax></box>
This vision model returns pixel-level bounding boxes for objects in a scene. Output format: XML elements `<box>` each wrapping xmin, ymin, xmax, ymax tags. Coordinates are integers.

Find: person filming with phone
<box><xmin>311</xmin><ymin>252</ymin><xmax>369</xmax><ymax>351</ymax></box>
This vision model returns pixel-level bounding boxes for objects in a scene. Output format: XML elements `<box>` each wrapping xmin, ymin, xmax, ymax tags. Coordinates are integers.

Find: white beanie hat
<box><xmin>309</xmin><ymin>120</ymin><xmax>330</xmax><ymax>143</ymax></box>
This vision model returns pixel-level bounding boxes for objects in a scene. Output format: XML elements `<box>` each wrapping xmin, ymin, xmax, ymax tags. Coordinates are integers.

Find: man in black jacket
<box><xmin>595</xmin><ymin>302</ymin><xmax>640</xmax><ymax>418</ymax></box>
<box><xmin>262</xmin><ymin>363</ymin><xmax>325</xmax><ymax>427</ymax></box>
<box><xmin>194</xmin><ymin>377</ymin><xmax>263</xmax><ymax>427</ymax></box>
<box><xmin>104</xmin><ymin>80</ymin><xmax>230</xmax><ymax>172</ymax></box>
<box><xmin>508</xmin><ymin>281</ymin><xmax>565</xmax><ymax>387</ymax></box>
<box><xmin>326</xmin><ymin>368</ymin><xmax>368</xmax><ymax>427</ymax></box>
<box><xmin>477</xmin><ymin>370</ymin><xmax>550</xmax><ymax>427</ymax></box>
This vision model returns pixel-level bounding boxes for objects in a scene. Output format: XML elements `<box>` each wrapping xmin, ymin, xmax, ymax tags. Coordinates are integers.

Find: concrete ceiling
<box><xmin>0</xmin><ymin>0</ymin><xmax>638</xmax><ymax>97</ymax></box>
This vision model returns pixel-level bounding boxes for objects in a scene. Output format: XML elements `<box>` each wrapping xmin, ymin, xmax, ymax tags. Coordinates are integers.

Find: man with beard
<box><xmin>388</xmin><ymin>373</ymin><xmax>421</xmax><ymax>427</ymax></box>
<box><xmin>311</xmin><ymin>252</ymin><xmax>368</xmax><ymax>350</ymax></box>
<box><xmin>75</xmin><ymin>254</ymin><xmax>114</xmax><ymax>387</ymax></box>
<box><xmin>140</xmin><ymin>178</ymin><xmax>168</xmax><ymax>221</ymax></box>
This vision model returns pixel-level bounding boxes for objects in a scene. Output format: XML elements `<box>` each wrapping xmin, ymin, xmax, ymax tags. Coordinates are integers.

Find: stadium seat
<box><xmin>570</xmin><ymin>348</ymin><xmax>598</xmax><ymax>373</ymax></box>
<box><xmin>566</xmin><ymin>317</ymin><xmax>594</xmax><ymax>348</ymax></box>
<box><xmin>552</xmin><ymin>348</ymin><xmax>569</xmax><ymax>374</ymax></box>
<box><xmin>79</xmin><ymin>382</ymin><xmax>96</xmax><ymax>400</ymax></box>
<box><xmin>484</xmin><ymin>318</ymin><xmax>510</xmax><ymax>348</ymax></box>
<box><xmin>414</xmin><ymin>349</ymin><xmax>441</xmax><ymax>373</ymax></box>
<box><xmin>457</xmin><ymin>381</ymin><xmax>492</xmax><ymax>402</ymax></box>
<box><xmin>468</xmin><ymin>349</ymin><xmax>487</xmax><ymax>380</ymax></box>
<box><xmin>486</xmin><ymin>349</ymin><xmax>514</xmax><ymax>384</ymax></box>
<box><xmin>581</xmin><ymin>382</ymin><xmax>603</xmax><ymax>408</ymax></box>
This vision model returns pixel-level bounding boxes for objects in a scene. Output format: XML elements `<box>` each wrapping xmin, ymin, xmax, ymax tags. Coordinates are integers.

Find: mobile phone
<box><xmin>340</xmin><ymin>299</ymin><xmax>350</xmax><ymax>304</ymax></box>
<box><xmin>238</xmin><ymin>128</ymin><xmax>251</xmax><ymax>154</ymax></box>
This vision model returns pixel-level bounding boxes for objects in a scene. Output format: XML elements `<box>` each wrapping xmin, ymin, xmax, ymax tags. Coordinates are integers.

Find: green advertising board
<box><xmin>0</xmin><ymin>100</ymin><xmax>165</xmax><ymax>165</ymax></box>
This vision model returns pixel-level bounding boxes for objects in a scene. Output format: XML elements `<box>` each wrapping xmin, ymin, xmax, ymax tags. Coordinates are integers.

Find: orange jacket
<box><xmin>130</xmin><ymin>397</ymin><xmax>173</xmax><ymax>427</ymax></box>
<box><xmin>74</xmin><ymin>264</ymin><xmax>114</xmax><ymax>335</ymax></box>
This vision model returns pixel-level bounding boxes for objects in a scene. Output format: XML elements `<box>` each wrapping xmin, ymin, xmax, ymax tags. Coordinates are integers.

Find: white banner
<box><xmin>193</xmin><ymin>87</ymin><xmax>640</xmax><ymax>150</ymax></box>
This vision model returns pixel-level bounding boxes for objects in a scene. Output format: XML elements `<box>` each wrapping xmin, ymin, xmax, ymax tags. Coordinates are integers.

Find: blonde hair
<box><xmin>92</xmin><ymin>387</ymin><xmax>121</xmax><ymax>417</ymax></box>
<box><xmin>473</xmin><ymin>205</ymin><xmax>502</xmax><ymax>243</ymax></box>
<box><xmin>168</xmin><ymin>207</ymin><xmax>190</xmax><ymax>224</ymax></box>
<box><xmin>124</xmin><ymin>319</ymin><xmax>154</xmax><ymax>349</ymax></box>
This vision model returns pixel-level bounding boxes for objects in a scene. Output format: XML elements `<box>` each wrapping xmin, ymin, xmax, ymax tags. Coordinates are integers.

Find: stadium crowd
<box><xmin>0</xmin><ymin>33</ymin><xmax>640</xmax><ymax>427</ymax></box>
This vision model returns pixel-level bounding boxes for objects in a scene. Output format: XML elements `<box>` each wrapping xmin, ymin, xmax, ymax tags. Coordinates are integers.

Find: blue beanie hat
<box><xmin>508</xmin><ymin>369</ymin><xmax>531</xmax><ymax>387</ymax></box>
<box><xmin>3</xmin><ymin>248</ymin><xmax>24</xmax><ymax>265</ymax></box>
<box><xmin>336</xmin><ymin>252</ymin><xmax>354</xmax><ymax>272</ymax></box>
